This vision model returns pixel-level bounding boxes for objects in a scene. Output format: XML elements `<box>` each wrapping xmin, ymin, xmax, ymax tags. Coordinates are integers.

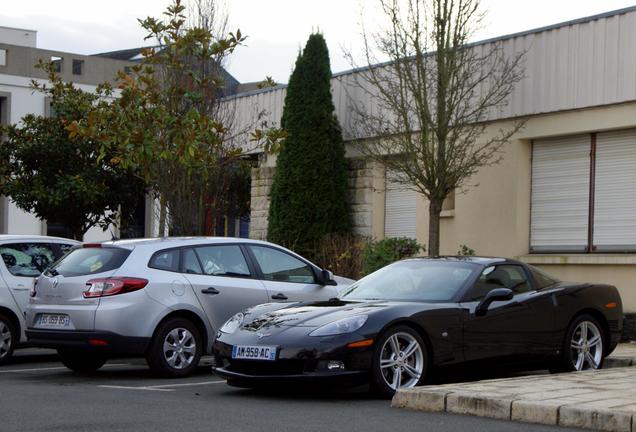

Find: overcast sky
<box><xmin>3</xmin><ymin>0</ymin><xmax>636</xmax><ymax>83</ymax></box>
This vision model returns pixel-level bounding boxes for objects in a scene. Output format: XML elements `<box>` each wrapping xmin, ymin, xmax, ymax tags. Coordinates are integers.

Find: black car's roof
<box><xmin>406</xmin><ymin>256</ymin><xmax>519</xmax><ymax>266</ymax></box>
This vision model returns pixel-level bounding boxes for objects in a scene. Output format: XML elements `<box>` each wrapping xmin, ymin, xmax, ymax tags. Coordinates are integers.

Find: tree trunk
<box><xmin>72</xmin><ymin>226</ymin><xmax>85</xmax><ymax>242</ymax></box>
<box><xmin>158</xmin><ymin>195</ymin><xmax>167</xmax><ymax>236</ymax></box>
<box><xmin>428</xmin><ymin>199</ymin><xmax>443</xmax><ymax>256</ymax></box>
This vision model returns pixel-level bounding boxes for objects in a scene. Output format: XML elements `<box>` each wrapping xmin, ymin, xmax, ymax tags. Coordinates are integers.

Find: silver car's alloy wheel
<box><xmin>379</xmin><ymin>332</ymin><xmax>424</xmax><ymax>390</ymax></box>
<box><xmin>163</xmin><ymin>328</ymin><xmax>196</xmax><ymax>370</ymax></box>
<box><xmin>0</xmin><ymin>320</ymin><xmax>12</xmax><ymax>360</ymax></box>
<box><xmin>570</xmin><ymin>320</ymin><xmax>603</xmax><ymax>371</ymax></box>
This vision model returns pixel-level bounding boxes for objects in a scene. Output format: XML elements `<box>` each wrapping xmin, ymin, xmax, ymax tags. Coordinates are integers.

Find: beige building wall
<box><xmin>372</xmin><ymin>102</ymin><xmax>636</xmax><ymax>311</ymax></box>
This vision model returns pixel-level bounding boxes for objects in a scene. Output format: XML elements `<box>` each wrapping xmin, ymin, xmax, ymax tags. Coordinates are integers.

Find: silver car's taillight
<box><xmin>83</xmin><ymin>277</ymin><xmax>148</xmax><ymax>298</ymax></box>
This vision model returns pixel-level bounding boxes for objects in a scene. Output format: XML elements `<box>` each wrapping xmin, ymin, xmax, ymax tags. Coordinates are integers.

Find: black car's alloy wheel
<box><xmin>371</xmin><ymin>325</ymin><xmax>428</xmax><ymax>398</ymax></box>
<box><xmin>552</xmin><ymin>314</ymin><xmax>605</xmax><ymax>373</ymax></box>
<box><xmin>0</xmin><ymin>313</ymin><xmax>16</xmax><ymax>365</ymax></box>
<box><xmin>146</xmin><ymin>318</ymin><xmax>202</xmax><ymax>378</ymax></box>
<box><xmin>57</xmin><ymin>349</ymin><xmax>108</xmax><ymax>372</ymax></box>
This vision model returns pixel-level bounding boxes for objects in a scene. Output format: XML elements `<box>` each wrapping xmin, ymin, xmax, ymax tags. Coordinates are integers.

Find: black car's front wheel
<box><xmin>371</xmin><ymin>325</ymin><xmax>429</xmax><ymax>398</ymax></box>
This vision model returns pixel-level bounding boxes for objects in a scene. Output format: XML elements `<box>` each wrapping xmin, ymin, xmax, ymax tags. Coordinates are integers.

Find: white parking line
<box><xmin>149</xmin><ymin>380</ymin><xmax>225</xmax><ymax>388</ymax></box>
<box><xmin>0</xmin><ymin>363</ymin><xmax>130</xmax><ymax>374</ymax></box>
<box><xmin>98</xmin><ymin>385</ymin><xmax>175</xmax><ymax>392</ymax></box>
<box><xmin>98</xmin><ymin>380</ymin><xmax>225</xmax><ymax>392</ymax></box>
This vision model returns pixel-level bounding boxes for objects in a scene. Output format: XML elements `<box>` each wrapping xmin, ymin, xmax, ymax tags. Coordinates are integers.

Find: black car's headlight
<box><xmin>219</xmin><ymin>312</ymin><xmax>244</xmax><ymax>334</ymax></box>
<box><xmin>309</xmin><ymin>315</ymin><xmax>368</xmax><ymax>337</ymax></box>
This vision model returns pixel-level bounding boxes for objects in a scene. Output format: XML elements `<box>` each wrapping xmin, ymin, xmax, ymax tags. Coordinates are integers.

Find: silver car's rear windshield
<box><xmin>340</xmin><ymin>260</ymin><xmax>479</xmax><ymax>302</ymax></box>
<box><xmin>46</xmin><ymin>247</ymin><xmax>131</xmax><ymax>277</ymax></box>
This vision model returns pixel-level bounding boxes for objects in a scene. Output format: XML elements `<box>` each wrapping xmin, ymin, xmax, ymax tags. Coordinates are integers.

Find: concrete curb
<box><xmin>392</xmin><ymin>366</ymin><xmax>636</xmax><ymax>432</ymax></box>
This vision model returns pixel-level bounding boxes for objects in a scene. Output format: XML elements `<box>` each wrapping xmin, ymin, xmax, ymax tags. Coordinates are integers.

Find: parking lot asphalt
<box><xmin>0</xmin><ymin>350</ymin><xmax>584</xmax><ymax>432</ymax></box>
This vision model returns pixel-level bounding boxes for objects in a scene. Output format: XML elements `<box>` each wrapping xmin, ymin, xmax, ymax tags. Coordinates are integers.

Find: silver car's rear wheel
<box><xmin>163</xmin><ymin>328</ymin><xmax>197</xmax><ymax>370</ymax></box>
<box><xmin>0</xmin><ymin>314</ymin><xmax>16</xmax><ymax>365</ymax></box>
<box><xmin>147</xmin><ymin>318</ymin><xmax>202</xmax><ymax>377</ymax></box>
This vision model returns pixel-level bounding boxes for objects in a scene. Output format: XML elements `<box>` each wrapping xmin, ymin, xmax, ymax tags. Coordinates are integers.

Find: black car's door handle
<box><xmin>201</xmin><ymin>287</ymin><xmax>220</xmax><ymax>295</ymax></box>
<box><xmin>271</xmin><ymin>293</ymin><xmax>288</xmax><ymax>300</ymax></box>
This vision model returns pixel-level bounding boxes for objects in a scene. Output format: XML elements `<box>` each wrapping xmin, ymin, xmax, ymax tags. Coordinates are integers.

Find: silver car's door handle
<box><xmin>12</xmin><ymin>288</ymin><xmax>29</xmax><ymax>291</ymax></box>
<box><xmin>201</xmin><ymin>287</ymin><xmax>220</xmax><ymax>295</ymax></box>
<box><xmin>271</xmin><ymin>293</ymin><xmax>288</xmax><ymax>300</ymax></box>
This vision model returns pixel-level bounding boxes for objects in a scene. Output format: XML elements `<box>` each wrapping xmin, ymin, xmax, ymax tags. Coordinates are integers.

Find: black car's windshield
<box><xmin>340</xmin><ymin>260</ymin><xmax>478</xmax><ymax>302</ymax></box>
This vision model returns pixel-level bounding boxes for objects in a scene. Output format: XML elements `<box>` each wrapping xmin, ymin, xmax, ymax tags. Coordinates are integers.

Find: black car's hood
<box><xmin>240</xmin><ymin>299</ymin><xmax>438</xmax><ymax>332</ymax></box>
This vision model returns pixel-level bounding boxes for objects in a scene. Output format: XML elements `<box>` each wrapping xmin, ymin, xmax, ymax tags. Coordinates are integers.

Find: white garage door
<box><xmin>384</xmin><ymin>171</ymin><xmax>417</xmax><ymax>238</ymax></box>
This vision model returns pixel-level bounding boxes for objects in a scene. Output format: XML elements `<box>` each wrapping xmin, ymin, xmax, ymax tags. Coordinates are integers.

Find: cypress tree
<box><xmin>267</xmin><ymin>33</ymin><xmax>351</xmax><ymax>257</ymax></box>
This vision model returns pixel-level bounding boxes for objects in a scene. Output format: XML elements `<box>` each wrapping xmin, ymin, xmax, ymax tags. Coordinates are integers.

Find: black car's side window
<box><xmin>471</xmin><ymin>265</ymin><xmax>531</xmax><ymax>300</ymax></box>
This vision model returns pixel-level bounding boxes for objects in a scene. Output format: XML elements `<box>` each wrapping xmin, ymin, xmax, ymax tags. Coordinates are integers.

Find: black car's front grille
<box><xmin>227</xmin><ymin>359</ymin><xmax>307</xmax><ymax>376</ymax></box>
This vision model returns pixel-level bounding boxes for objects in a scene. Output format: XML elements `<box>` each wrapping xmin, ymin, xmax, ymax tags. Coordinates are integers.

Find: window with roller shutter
<box><xmin>530</xmin><ymin>129</ymin><xmax>636</xmax><ymax>253</ymax></box>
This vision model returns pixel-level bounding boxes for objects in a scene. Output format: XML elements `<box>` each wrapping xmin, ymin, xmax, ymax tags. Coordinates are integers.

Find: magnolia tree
<box><xmin>347</xmin><ymin>0</ymin><xmax>525</xmax><ymax>255</ymax></box>
<box><xmin>0</xmin><ymin>62</ymin><xmax>141</xmax><ymax>240</ymax></box>
<box><xmin>72</xmin><ymin>0</ymin><xmax>283</xmax><ymax>236</ymax></box>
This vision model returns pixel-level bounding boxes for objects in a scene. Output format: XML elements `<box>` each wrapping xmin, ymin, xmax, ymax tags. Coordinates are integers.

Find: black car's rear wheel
<box><xmin>57</xmin><ymin>349</ymin><xmax>108</xmax><ymax>373</ymax></box>
<box><xmin>371</xmin><ymin>325</ymin><xmax>429</xmax><ymax>398</ymax></box>
<box><xmin>551</xmin><ymin>314</ymin><xmax>605</xmax><ymax>373</ymax></box>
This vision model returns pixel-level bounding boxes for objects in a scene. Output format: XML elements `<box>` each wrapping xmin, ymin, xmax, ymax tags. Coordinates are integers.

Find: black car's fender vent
<box><xmin>228</xmin><ymin>359</ymin><xmax>307</xmax><ymax>376</ymax></box>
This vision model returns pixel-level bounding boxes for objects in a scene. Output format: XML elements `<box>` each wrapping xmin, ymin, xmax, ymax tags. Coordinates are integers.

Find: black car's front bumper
<box><xmin>213</xmin><ymin>332</ymin><xmax>375</xmax><ymax>387</ymax></box>
<box><xmin>25</xmin><ymin>329</ymin><xmax>149</xmax><ymax>355</ymax></box>
<box><xmin>213</xmin><ymin>366</ymin><xmax>369</xmax><ymax>387</ymax></box>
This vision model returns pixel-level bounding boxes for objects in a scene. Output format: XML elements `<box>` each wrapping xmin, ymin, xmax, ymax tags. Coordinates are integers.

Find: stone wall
<box><xmin>249</xmin><ymin>166</ymin><xmax>274</xmax><ymax>240</ymax></box>
<box><xmin>248</xmin><ymin>158</ymin><xmax>377</xmax><ymax>240</ymax></box>
<box><xmin>347</xmin><ymin>158</ymin><xmax>375</xmax><ymax>236</ymax></box>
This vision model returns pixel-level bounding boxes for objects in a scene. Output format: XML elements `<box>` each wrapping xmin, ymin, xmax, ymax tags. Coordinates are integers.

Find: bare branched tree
<box><xmin>346</xmin><ymin>0</ymin><xmax>525</xmax><ymax>255</ymax></box>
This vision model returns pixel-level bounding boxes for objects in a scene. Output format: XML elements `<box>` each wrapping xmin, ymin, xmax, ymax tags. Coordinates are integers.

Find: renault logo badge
<box><xmin>52</xmin><ymin>278</ymin><xmax>58</xmax><ymax>288</ymax></box>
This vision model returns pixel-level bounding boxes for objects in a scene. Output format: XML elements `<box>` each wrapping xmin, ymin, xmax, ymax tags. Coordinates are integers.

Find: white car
<box><xmin>0</xmin><ymin>235</ymin><xmax>79</xmax><ymax>364</ymax></box>
<box><xmin>26</xmin><ymin>237</ymin><xmax>354</xmax><ymax>377</ymax></box>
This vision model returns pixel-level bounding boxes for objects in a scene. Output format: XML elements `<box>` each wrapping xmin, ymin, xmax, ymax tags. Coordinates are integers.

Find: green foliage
<box><xmin>0</xmin><ymin>62</ymin><xmax>141</xmax><ymax>240</ymax></box>
<box><xmin>72</xmin><ymin>0</ymin><xmax>283</xmax><ymax>235</ymax></box>
<box><xmin>267</xmin><ymin>33</ymin><xmax>351</xmax><ymax>258</ymax></box>
<box><xmin>457</xmin><ymin>244</ymin><xmax>476</xmax><ymax>256</ymax></box>
<box><xmin>362</xmin><ymin>237</ymin><xmax>424</xmax><ymax>275</ymax></box>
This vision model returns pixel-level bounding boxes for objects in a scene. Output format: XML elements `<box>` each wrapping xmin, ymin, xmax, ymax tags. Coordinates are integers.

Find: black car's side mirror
<box><xmin>475</xmin><ymin>288</ymin><xmax>514</xmax><ymax>316</ymax></box>
<box><xmin>319</xmin><ymin>269</ymin><xmax>337</xmax><ymax>286</ymax></box>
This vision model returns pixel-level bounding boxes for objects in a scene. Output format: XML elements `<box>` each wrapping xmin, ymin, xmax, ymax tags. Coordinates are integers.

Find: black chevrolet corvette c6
<box><xmin>213</xmin><ymin>257</ymin><xmax>623</xmax><ymax>397</ymax></box>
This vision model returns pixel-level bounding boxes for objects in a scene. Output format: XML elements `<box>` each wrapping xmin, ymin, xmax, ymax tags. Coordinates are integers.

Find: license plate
<box><xmin>37</xmin><ymin>314</ymin><xmax>70</xmax><ymax>328</ymax></box>
<box><xmin>231</xmin><ymin>345</ymin><xmax>277</xmax><ymax>361</ymax></box>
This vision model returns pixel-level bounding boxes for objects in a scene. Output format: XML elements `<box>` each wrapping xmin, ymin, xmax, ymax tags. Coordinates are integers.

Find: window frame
<box><xmin>190</xmin><ymin>244</ymin><xmax>254</xmax><ymax>279</ymax></box>
<box><xmin>0</xmin><ymin>242</ymin><xmax>60</xmax><ymax>278</ymax></box>
<box><xmin>244</xmin><ymin>243</ymin><xmax>320</xmax><ymax>284</ymax></box>
<box><xmin>146</xmin><ymin>243</ymin><xmax>258</xmax><ymax>279</ymax></box>
<box><xmin>530</xmin><ymin>131</ymin><xmax>636</xmax><ymax>254</ymax></box>
<box><xmin>462</xmin><ymin>264</ymin><xmax>536</xmax><ymax>302</ymax></box>
<box><xmin>148</xmin><ymin>247</ymin><xmax>181</xmax><ymax>273</ymax></box>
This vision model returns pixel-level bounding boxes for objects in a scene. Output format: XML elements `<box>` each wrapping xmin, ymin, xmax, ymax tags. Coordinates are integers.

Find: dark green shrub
<box><xmin>267</xmin><ymin>33</ymin><xmax>351</xmax><ymax>258</ymax></box>
<box><xmin>362</xmin><ymin>237</ymin><xmax>424</xmax><ymax>275</ymax></box>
